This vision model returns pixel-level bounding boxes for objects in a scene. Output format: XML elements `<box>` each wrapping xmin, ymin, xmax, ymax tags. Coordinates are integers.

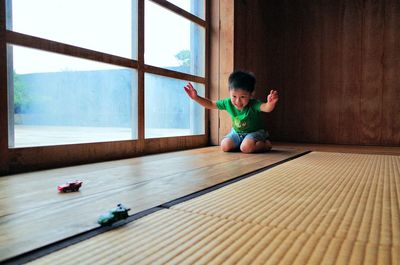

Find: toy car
<box><xmin>97</xmin><ymin>203</ymin><xmax>131</xmax><ymax>226</ymax></box>
<box><xmin>57</xmin><ymin>180</ymin><xmax>83</xmax><ymax>192</ymax></box>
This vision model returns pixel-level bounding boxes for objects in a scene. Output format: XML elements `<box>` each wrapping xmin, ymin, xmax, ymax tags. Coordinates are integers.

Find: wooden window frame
<box><xmin>0</xmin><ymin>0</ymin><xmax>210</xmax><ymax>174</ymax></box>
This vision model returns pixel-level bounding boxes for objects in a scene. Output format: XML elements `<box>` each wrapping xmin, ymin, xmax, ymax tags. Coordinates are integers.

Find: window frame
<box><xmin>0</xmin><ymin>0</ymin><xmax>209</xmax><ymax>174</ymax></box>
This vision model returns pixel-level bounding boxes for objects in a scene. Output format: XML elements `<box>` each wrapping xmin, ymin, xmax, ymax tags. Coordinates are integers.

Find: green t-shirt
<box><xmin>216</xmin><ymin>98</ymin><xmax>263</xmax><ymax>133</ymax></box>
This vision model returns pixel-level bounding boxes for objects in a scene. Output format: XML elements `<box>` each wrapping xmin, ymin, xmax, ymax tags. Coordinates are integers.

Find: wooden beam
<box><xmin>138</xmin><ymin>0</ymin><xmax>145</xmax><ymax>140</ymax></box>
<box><xmin>0</xmin><ymin>0</ymin><xmax>9</xmax><ymax>174</ymax></box>
<box><xmin>209</xmin><ymin>0</ymin><xmax>220</xmax><ymax>146</ymax></box>
<box><xmin>218</xmin><ymin>0</ymin><xmax>234</xmax><ymax>142</ymax></box>
<box><xmin>149</xmin><ymin>0</ymin><xmax>206</xmax><ymax>27</ymax></box>
<box><xmin>6</xmin><ymin>31</ymin><xmax>138</xmax><ymax>69</ymax></box>
<box><xmin>204</xmin><ymin>0</ymin><xmax>210</xmax><ymax>143</ymax></box>
<box><xmin>144</xmin><ymin>64</ymin><xmax>205</xmax><ymax>83</ymax></box>
<box><xmin>209</xmin><ymin>0</ymin><xmax>234</xmax><ymax>145</ymax></box>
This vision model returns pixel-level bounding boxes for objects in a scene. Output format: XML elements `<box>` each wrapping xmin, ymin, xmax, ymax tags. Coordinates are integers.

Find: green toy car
<box><xmin>97</xmin><ymin>204</ymin><xmax>131</xmax><ymax>226</ymax></box>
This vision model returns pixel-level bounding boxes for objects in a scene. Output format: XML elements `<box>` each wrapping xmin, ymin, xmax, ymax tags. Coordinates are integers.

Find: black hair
<box><xmin>228</xmin><ymin>70</ymin><xmax>256</xmax><ymax>93</ymax></box>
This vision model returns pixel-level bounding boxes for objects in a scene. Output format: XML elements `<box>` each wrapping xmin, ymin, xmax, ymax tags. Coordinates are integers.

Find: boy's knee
<box><xmin>240</xmin><ymin>141</ymin><xmax>255</xmax><ymax>153</ymax></box>
<box><xmin>221</xmin><ymin>139</ymin><xmax>236</xmax><ymax>152</ymax></box>
<box><xmin>221</xmin><ymin>144</ymin><xmax>232</xmax><ymax>152</ymax></box>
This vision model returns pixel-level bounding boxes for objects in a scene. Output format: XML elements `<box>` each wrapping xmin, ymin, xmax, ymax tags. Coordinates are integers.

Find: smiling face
<box><xmin>229</xmin><ymin>88</ymin><xmax>252</xmax><ymax>110</ymax></box>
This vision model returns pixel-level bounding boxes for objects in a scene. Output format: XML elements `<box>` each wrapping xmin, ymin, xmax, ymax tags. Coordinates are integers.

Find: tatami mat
<box><xmin>173</xmin><ymin>152</ymin><xmax>400</xmax><ymax>247</ymax></box>
<box><xmin>28</xmin><ymin>152</ymin><xmax>400</xmax><ymax>265</ymax></box>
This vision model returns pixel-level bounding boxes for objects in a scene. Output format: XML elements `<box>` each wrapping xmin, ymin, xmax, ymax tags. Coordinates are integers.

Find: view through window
<box><xmin>6</xmin><ymin>0</ymin><xmax>206</xmax><ymax>147</ymax></box>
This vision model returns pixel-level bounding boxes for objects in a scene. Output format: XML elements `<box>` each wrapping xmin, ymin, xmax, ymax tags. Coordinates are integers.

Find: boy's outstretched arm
<box><xmin>260</xmin><ymin>90</ymin><xmax>279</xmax><ymax>112</ymax></box>
<box><xmin>184</xmin><ymin>82</ymin><xmax>218</xmax><ymax>110</ymax></box>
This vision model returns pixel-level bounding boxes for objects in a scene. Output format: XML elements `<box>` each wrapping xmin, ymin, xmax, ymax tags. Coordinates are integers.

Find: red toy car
<box><xmin>57</xmin><ymin>180</ymin><xmax>83</xmax><ymax>192</ymax></box>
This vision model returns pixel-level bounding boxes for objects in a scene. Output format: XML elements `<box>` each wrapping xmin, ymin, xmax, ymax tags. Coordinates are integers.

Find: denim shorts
<box><xmin>224</xmin><ymin>128</ymin><xmax>269</xmax><ymax>149</ymax></box>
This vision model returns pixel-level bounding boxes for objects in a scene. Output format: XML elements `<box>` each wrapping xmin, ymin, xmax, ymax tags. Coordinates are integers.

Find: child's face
<box><xmin>229</xmin><ymin>88</ymin><xmax>252</xmax><ymax>110</ymax></box>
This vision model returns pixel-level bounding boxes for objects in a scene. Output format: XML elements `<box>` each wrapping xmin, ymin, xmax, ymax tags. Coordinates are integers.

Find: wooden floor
<box><xmin>0</xmin><ymin>146</ymin><xmax>304</xmax><ymax>262</ymax></box>
<box><xmin>28</xmin><ymin>151</ymin><xmax>400</xmax><ymax>265</ymax></box>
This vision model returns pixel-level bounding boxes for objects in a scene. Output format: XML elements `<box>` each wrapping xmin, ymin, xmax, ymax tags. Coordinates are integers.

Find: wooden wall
<box><xmin>234</xmin><ymin>0</ymin><xmax>400</xmax><ymax>146</ymax></box>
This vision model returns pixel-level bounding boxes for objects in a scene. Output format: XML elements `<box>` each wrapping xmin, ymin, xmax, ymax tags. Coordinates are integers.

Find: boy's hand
<box><xmin>184</xmin><ymin>82</ymin><xmax>198</xmax><ymax>100</ymax></box>
<box><xmin>267</xmin><ymin>90</ymin><xmax>279</xmax><ymax>105</ymax></box>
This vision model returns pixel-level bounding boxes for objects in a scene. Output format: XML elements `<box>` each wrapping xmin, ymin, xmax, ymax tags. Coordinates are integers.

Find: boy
<box><xmin>184</xmin><ymin>70</ymin><xmax>279</xmax><ymax>153</ymax></box>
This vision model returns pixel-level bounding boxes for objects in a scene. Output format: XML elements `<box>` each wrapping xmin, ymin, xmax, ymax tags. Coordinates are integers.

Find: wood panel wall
<box><xmin>234</xmin><ymin>0</ymin><xmax>400</xmax><ymax>146</ymax></box>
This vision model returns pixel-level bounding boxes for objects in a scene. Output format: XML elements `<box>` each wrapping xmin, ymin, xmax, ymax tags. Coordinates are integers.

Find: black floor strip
<box><xmin>1</xmin><ymin>150</ymin><xmax>310</xmax><ymax>265</ymax></box>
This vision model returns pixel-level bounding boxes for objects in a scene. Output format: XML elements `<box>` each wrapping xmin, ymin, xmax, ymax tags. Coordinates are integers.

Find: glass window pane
<box><xmin>7</xmin><ymin>45</ymin><xmax>138</xmax><ymax>148</ymax></box>
<box><xmin>7</xmin><ymin>0</ymin><xmax>137</xmax><ymax>59</ymax></box>
<box><xmin>167</xmin><ymin>0</ymin><xmax>205</xmax><ymax>19</ymax></box>
<box><xmin>145</xmin><ymin>0</ymin><xmax>205</xmax><ymax>77</ymax></box>
<box><xmin>145</xmin><ymin>73</ymin><xmax>205</xmax><ymax>138</ymax></box>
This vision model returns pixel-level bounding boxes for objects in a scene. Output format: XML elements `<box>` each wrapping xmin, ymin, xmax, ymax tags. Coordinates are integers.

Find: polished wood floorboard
<box><xmin>0</xmin><ymin>146</ymin><xmax>303</xmax><ymax>262</ymax></box>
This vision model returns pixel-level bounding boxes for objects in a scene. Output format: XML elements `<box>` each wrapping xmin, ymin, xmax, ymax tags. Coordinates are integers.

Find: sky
<box><xmin>9</xmin><ymin>0</ymin><xmax>197</xmax><ymax>74</ymax></box>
